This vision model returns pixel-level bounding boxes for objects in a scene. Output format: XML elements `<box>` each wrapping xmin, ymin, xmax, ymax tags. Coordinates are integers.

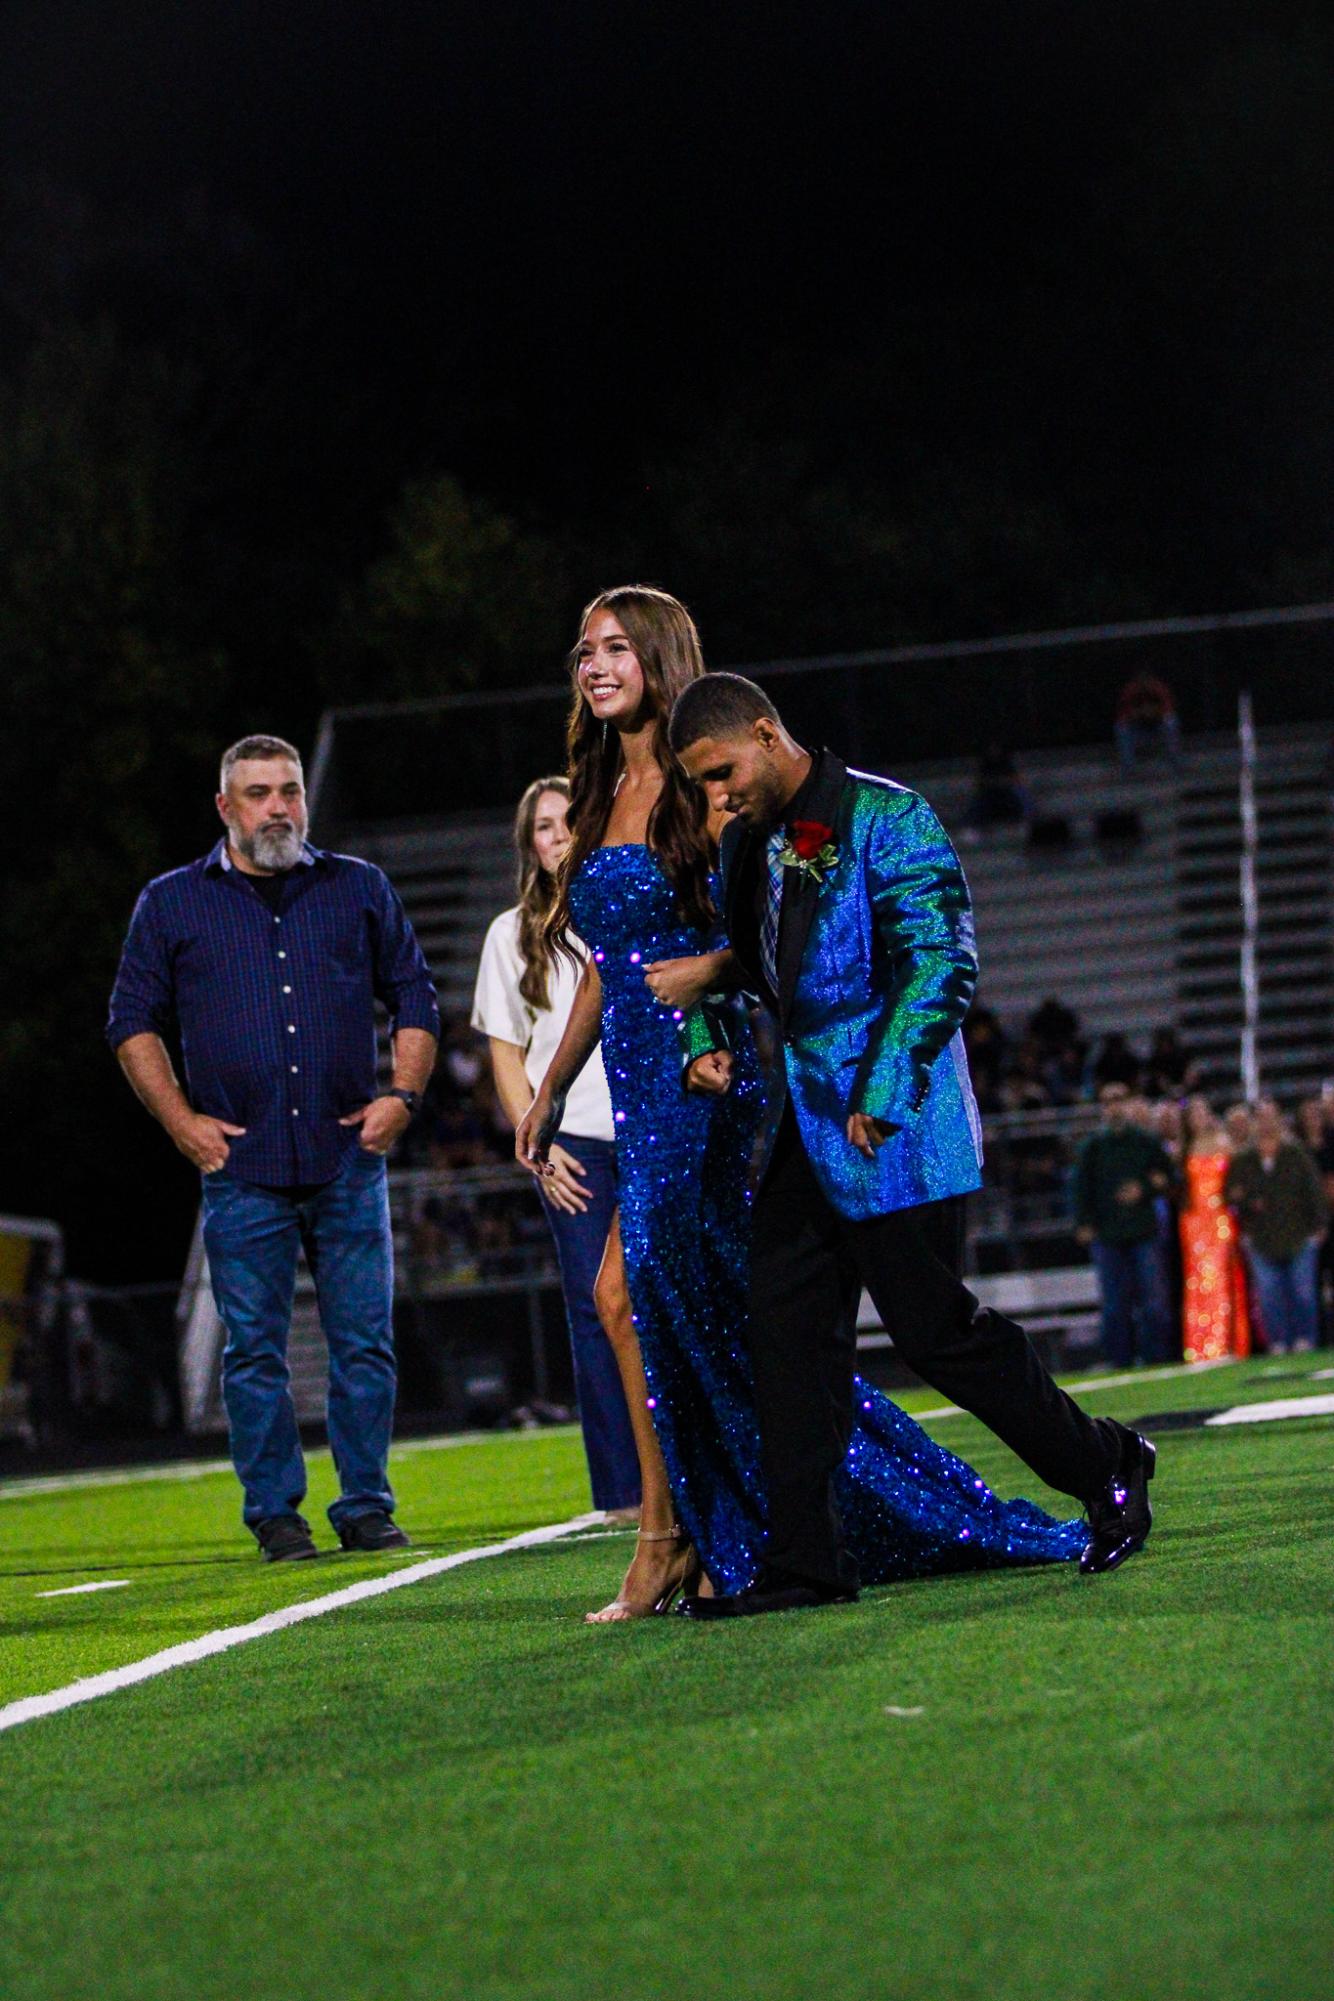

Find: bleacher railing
<box><xmin>309</xmin><ymin>601</ymin><xmax>1334</xmax><ymax>827</ymax></box>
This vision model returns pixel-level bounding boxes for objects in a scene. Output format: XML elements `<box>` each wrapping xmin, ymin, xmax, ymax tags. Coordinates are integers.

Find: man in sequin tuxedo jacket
<box><xmin>668</xmin><ymin>674</ymin><xmax>1156</xmax><ymax>1616</ymax></box>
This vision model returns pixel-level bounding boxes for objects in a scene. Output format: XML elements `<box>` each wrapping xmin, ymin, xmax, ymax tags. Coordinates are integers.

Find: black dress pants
<box><xmin>746</xmin><ymin>1107</ymin><xmax>1123</xmax><ymax>1593</ymax></box>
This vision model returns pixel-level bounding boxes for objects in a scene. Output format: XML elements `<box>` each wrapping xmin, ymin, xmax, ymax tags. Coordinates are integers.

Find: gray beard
<box><xmin>238</xmin><ymin>823</ymin><xmax>305</xmax><ymax>872</ymax></box>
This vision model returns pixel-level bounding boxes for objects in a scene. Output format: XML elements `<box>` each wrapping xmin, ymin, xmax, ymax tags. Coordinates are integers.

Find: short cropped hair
<box><xmin>667</xmin><ymin>672</ymin><xmax>780</xmax><ymax>754</ymax></box>
<box><xmin>219</xmin><ymin>734</ymin><xmax>303</xmax><ymax>792</ymax></box>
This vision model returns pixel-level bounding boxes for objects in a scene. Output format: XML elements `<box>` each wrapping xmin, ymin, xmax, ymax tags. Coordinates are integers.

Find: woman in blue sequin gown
<box><xmin>521</xmin><ymin>587</ymin><xmax>1084</xmax><ymax>1612</ymax></box>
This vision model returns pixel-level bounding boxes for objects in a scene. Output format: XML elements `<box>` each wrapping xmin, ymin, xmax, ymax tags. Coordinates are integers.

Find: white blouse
<box><xmin>471</xmin><ymin>907</ymin><xmax>616</xmax><ymax>1143</ymax></box>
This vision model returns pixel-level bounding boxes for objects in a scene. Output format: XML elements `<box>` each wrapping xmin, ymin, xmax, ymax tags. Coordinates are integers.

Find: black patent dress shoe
<box><xmin>336</xmin><ymin>1510</ymin><xmax>411</xmax><ymax>1553</ymax></box>
<box><xmin>1080</xmin><ymin>1431</ymin><xmax>1157</xmax><ymax>1574</ymax></box>
<box><xmin>676</xmin><ymin>1577</ymin><xmax>857</xmax><ymax>1620</ymax></box>
<box><xmin>255</xmin><ymin>1513</ymin><xmax>319</xmax><ymax>1562</ymax></box>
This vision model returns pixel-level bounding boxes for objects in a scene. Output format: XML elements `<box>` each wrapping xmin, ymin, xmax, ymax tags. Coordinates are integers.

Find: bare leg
<box><xmin>586</xmin><ymin>1210</ymin><xmax>697</xmax><ymax>1621</ymax></box>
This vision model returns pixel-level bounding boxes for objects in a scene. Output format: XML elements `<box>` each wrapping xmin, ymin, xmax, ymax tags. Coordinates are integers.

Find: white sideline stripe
<box><xmin>37</xmin><ymin>1580</ymin><xmax>132</xmax><ymax>1599</ymax></box>
<box><xmin>0</xmin><ymin>1426</ymin><xmax>580</xmax><ymax>1503</ymax></box>
<box><xmin>0</xmin><ymin>1361</ymin><xmax>1240</xmax><ymax>1496</ymax></box>
<box><xmin>0</xmin><ymin>1356</ymin><xmax>1255</xmax><ymax>1503</ymax></box>
<box><xmin>0</xmin><ymin>1510</ymin><xmax>602</xmax><ymax>1736</ymax></box>
<box><xmin>1205</xmin><ymin>1393</ymin><xmax>1334</xmax><ymax>1427</ymax></box>
<box><xmin>913</xmin><ymin>1356</ymin><xmax>1238</xmax><ymax>1421</ymax></box>
<box><xmin>547</xmin><ymin>1527</ymin><xmax>636</xmax><ymax>1543</ymax></box>
<box><xmin>0</xmin><ymin>1460</ymin><xmax>235</xmax><ymax>1500</ymax></box>
<box><xmin>0</xmin><ymin>1360</ymin><xmax>1250</xmax><ymax>1499</ymax></box>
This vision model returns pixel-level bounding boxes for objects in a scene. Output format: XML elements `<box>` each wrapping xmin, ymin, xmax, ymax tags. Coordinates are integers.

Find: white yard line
<box><xmin>1205</xmin><ymin>1393</ymin><xmax>1334</xmax><ymax>1426</ymax></box>
<box><xmin>546</xmin><ymin>1527</ymin><xmax>637</xmax><ymax>1543</ymax></box>
<box><xmin>0</xmin><ymin>1363</ymin><xmax>1242</xmax><ymax>1499</ymax></box>
<box><xmin>0</xmin><ymin>1510</ymin><xmax>602</xmax><ymax>1736</ymax></box>
<box><xmin>0</xmin><ymin>1459</ymin><xmax>236</xmax><ymax>1500</ymax></box>
<box><xmin>913</xmin><ymin>1355</ymin><xmax>1238</xmax><ymax>1421</ymax></box>
<box><xmin>0</xmin><ymin>1360</ymin><xmax>1270</xmax><ymax>1504</ymax></box>
<box><xmin>0</xmin><ymin>1359</ymin><xmax>1256</xmax><ymax>1502</ymax></box>
<box><xmin>37</xmin><ymin>1580</ymin><xmax>132</xmax><ymax>1599</ymax></box>
<box><xmin>0</xmin><ymin>1426</ymin><xmax>579</xmax><ymax>1503</ymax></box>
<box><xmin>0</xmin><ymin>1352</ymin><xmax>1270</xmax><ymax>1514</ymax></box>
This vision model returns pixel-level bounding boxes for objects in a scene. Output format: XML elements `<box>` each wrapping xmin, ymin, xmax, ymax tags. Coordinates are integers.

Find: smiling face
<box><xmin>530</xmin><ymin>788</ymin><xmax>571</xmax><ymax>878</ymax></box>
<box><xmin>217</xmin><ymin>757</ymin><xmax>307</xmax><ymax>872</ymax></box>
<box><xmin>576</xmin><ymin>609</ymin><xmax>647</xmax><ymax>728</ymax></box>
<box><xmin>677</xmin><ymin>723</ymin><xmax>792</xmax><ymax>829</ymax></box>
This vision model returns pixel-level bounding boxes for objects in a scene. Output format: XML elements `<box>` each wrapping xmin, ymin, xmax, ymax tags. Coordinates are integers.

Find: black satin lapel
<box><xmin>775</xmin><ymin>754</ymin><xmax>850</xmax><ymax>1025</ymax></box>
<box><xmin>723</xmin><ymin>820</ymin><xmax>762</xmax><ymax>982</ymax></box>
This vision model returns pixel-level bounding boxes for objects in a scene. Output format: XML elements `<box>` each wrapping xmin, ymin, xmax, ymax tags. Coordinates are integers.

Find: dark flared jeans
<box><xmin>540</xmin><ymin>1133</ymin><xmax>641</xmax><ymax>1512</ymax></box>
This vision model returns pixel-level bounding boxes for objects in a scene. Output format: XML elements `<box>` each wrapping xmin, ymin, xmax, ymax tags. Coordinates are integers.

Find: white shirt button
<box><xmin>278</xmin><ymin>950</ymin><xmax>287</xmax><ymax>959</ymax></box>
<box><xmin>282</xmin><ymin>985</ymin><xmax>292</xmax><ymax>994</ymax></box>
<box><xmin>290</xmin><ymin>1065</ymin><xmax>299</xmax><ymax>1074</ymax></box>
<box><xmin>288</xmin><ymin>1025</ymin><xmax>296</xmax><ymax>1034</ymax></box>
<box><xmin>291</xmin><ymin>1107</ymin><xmax>299</xmax><ymax>1116</ymax></box>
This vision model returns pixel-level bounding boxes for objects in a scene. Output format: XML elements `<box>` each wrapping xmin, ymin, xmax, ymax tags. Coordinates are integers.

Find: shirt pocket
<box><xmin>321</xmin><ymin>913</ymin><xmax>372</xmax><ymax>980</ymax></box>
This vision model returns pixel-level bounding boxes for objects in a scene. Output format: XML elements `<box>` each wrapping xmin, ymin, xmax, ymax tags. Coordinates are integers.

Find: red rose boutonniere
<box><xmin>778</xmin><ymin>818</ymin><xmax>839</xmax><ymax>886</ymax></box>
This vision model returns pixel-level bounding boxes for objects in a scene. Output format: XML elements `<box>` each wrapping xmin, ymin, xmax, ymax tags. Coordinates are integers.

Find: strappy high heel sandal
<box><xmin>584</xmin><ymin>1524</ymin><xmax>697</xmax><ymax>1623</ymax></box>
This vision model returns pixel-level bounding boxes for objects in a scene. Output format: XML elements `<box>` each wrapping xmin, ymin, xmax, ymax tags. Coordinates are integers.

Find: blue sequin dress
<box><xmin>570</xmin><ymin>845</ymin><xmax>1085</xmax><ymax>1594</ymax></box>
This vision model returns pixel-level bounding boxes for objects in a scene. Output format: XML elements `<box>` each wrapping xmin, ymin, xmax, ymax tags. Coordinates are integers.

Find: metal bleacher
<box><xmin>348</xmin><ymin>813</ymin><xmax>516</xmax><ymax>1017</ymax></box>
<box><xmin>907</xmin><ymin>752</ymin><xmax>1181</xmax><ymax>1047</ymax></box>
<box><xmin>315</xmin><ymin>718</ymin><xmax>1334</xmax><ymax>1106</ymax></box>
<box><xmin>903</xmin><ymin>722</ymin><xmax>1333</xmax><ymax>1098</ymax></box>
<box><xmin>1175</xmin><ymin>731</ymin><xmax>1333</xmax><ymax>1098</ymax></box>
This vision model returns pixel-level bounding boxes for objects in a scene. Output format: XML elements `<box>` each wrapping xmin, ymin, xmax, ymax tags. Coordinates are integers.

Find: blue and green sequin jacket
<box><xmin>683</xmin><ymin>753</ymin><xmax>984</xmax><ymax>1221</ymax></box>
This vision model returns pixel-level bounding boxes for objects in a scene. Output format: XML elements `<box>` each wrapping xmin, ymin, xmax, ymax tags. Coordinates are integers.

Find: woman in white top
<box><xmin>472</xmin><ymin>776</ymin><xmax>641</xmax><ymax>1516</ymax></box>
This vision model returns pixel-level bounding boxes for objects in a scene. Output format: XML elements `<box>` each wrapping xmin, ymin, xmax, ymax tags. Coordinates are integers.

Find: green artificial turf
<box><xmin>0</xmin><ymin>1357</ymin><xmax>1330</xmax><ymax>2001</ymax></box>
<box><xmin>0</xmin><ymin>1430</ymin><xmax>593</xmax><ymax>1706</ymax></box>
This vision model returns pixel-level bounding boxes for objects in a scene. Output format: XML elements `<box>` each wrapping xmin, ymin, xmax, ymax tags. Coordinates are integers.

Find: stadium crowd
<box><xmin>397</xmin><ymin>993</ymin><xmax>1334</xmax><ymax>1362</ymax></box>
<box><xmin>971</xmin><ymin>995</ymin><xmax>1332</xmax><ymax>1359</ymax></box>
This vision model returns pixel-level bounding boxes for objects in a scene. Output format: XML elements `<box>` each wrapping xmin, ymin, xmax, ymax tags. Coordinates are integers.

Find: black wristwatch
<box><xmin>387</xmin><ymin>1088</ymin><xmax>421</xmax><ymax>1117</ymax></box>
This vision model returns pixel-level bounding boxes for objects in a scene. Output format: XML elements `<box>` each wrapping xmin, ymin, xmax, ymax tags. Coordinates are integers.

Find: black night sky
<box><xmin>2</xmin><ymin>1</ymin><xmax>1332</xmax><ymax>1279</ymax></box>
<box><xmin>6</xmin><ymin>3</ymin><xmax>1332</xmax><ymax>619</ymax></box>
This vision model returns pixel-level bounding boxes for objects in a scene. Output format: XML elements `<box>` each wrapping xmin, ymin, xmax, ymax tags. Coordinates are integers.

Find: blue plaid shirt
<box><xmin>107</xmin><ymin>840</ymin><xmax>440</xmax><ymax>1187</ymax></box>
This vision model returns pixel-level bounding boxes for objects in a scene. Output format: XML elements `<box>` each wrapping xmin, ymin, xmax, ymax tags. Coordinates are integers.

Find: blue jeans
<box><xmin>1092</xmin><ymin>1237</ymin><xmax>1173</xmax><ymax>1367</ymax></box>
<box><xmin>1246</xmin><ymin>1244</ymin><xmax>1320</xmax><ymax>1353</ymax></box>
<box><xmin>201</xmin><ymin>1147</ymin><xmax>396</xmax><ymax>1531</ymax></box>
<box><xmin>541</xmin><ymin>1133</ymin><xmax>641</xmax><ymax>1512</ymax></box>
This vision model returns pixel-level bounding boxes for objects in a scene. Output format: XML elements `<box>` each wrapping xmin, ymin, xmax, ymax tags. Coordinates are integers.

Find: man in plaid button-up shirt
<box><xmin>108</xmin><ymin>735</ymin><xmax>439</xmax><ymax>1562</ymax></box>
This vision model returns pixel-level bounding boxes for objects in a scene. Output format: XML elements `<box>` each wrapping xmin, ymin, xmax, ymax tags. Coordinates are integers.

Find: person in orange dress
<box><xmin>1179</xmin><ymin>1095</ymin><xmax>1251</xmax><ymax>1361</ymax></box>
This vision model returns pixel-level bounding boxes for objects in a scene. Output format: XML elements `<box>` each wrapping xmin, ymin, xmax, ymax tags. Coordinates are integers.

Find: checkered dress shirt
<box><xmin>759</xmin><ymin>829</ymin><xmax>786</xmax><ymax>996</ymax></box>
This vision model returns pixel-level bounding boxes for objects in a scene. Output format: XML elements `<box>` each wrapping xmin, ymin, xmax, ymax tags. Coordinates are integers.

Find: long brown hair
<box><xmin>513</xmin><ymin>774</ymin><xmax>572</xmax><ymax>1011</ymax></box>
<box><xmin>547</xmin><ymin>585</ymin><xmax>713</xmax><ymax>960</ymax></box>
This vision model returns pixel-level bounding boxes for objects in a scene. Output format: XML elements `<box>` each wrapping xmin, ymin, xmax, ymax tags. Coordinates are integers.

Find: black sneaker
<box><xmin>255</xmin><ymin>1513</ymin><xmax>319</xmax><ymax>1562</ymax></box>
<box><xmin>336</xmin><ymin>1510</ymin><xmax>411</xmax><ymax>1553</ymax></box>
